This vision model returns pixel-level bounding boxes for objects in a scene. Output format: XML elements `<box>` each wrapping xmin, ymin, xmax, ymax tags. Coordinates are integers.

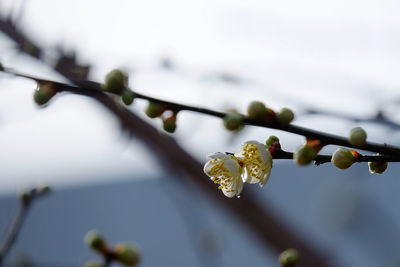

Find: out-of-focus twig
<box><xmin>0</xmin><ymin>187</ymin><xmax>50</xmax><ymax>266</ymax></box>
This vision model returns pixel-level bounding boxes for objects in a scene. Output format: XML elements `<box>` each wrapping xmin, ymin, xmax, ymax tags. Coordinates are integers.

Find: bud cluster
<box><xmin>246</xmin><ymin>101</ymin><xmax>295</xmax><ymax>125</ymax></box>
<box><xmin>103</xmin><ymin>69</ymin><xmax>136</xmax><ymax>106</ymax></box>
<box><xmin>144</xmin><ymin>102</ymin><xmax>178</xmax><ymax>133</ymax></box>
<box><xmin>84</xmin><ymin>230</ymin><xmax>140</xmax><ymax>267</ymax></box>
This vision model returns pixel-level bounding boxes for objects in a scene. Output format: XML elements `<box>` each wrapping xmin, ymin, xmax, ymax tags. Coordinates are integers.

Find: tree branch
<box><xmin>3</xmin><ymin>67</ymin><xmax>400</xmax><ymax>159</ymax></box>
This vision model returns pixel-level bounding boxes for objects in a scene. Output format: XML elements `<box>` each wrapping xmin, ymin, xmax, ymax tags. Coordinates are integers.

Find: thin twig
<box><xmin>271</xmin><ymin>149</ymin><xmax>399</xmax><ymax>165</ymax></box>
<box><xmin>0</xmin><ymin>187</ymin><xmax>50</xmax><ymax>266</ymax></box>
<box><xmin>2</xmin><ymin>67</ymin><xmax>400</xmax><ymax>158</ymax></box>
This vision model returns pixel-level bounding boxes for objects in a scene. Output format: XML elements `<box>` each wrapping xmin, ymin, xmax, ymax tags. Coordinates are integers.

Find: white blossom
<box><xmin>235</xmin><ymin>141</ymin><xmax>273</xmax><ymax>187</ymax></box>
<box><xmin>203</xmin><ymin>152</ymin><xmax>243</xmax><ymax>198</ymax></box>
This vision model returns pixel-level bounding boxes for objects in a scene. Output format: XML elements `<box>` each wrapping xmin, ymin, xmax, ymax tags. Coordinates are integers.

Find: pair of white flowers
<box><xmin>203</xmin><ymin>141</ymin><xmax>273</xmax><ymax>198</ymax></box>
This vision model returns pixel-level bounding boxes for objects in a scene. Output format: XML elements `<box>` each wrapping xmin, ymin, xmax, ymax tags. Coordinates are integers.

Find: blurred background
<box><xmin>1</xmin><ymin>0</ymin><xmax>400</xmax><ymax>266</ymax></box>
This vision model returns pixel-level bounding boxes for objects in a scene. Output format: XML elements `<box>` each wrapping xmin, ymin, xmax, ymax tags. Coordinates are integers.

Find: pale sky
<box><xmin>1</xmin><ymin>0</ymin><xmax>400</xmax><ymax>192</ymax></box>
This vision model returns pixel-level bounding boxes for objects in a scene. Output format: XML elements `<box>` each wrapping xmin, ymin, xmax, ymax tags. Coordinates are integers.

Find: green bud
<box><xmin>293</xmin><ymin>145</ymin><xmax>317</xmax><ymax>166</ymax></box>
<box><xmin>247</xmin><ymin>101</ymin><xmax>267</xmax><ymax>120</ymax></box>
<box><xmin>34</xmin><ymin>83</ymin><xmax>57</xmax><ymax>106</ymax></box>
<box><xmin>84</xmin><ymin>260</ymin><xmax>102</xmax><ymax>267</ymax></box>
<box><xmin>266</xmin><ymin>135</ymin><xmax>279</xmax><ymax>147</ymax></box>
<box><xmin>37</xmin><ymin>185</ymin><xmax>51</xmax><ymax>195</ymax></box>
<box><xmin>349</xmin><ymin>127</ymin><xmax>367</xmax><ymax>147</ymax></box>
<box><xmin>277</xmin><ymin>108</ymin><xmax>295</xmax><ymax>125</ymax></box>
<box><xmin>104</xmin><ymin>69</ymin><xmax>128</xmax><ymax>94</ymax></box>
<box><xmin>368</xmin><ymin>161</ymin><xmax>388</xmax><ymax>174</ymax></box>
<box><xmin>121</xmin><ymin>89</ymin><xmax>135</xmax><ymax>105</ymax></box>
<box><xmin>84</xmin><ymin>230</ymin><xmax>107</xmax><ymax>252</ymax></box>
<box><xmin>19</xmin><ymin>191</ymin><xmax>31</xmax><ymax>204</ymax></box>
<box><xmin>162</xmin><ymin>116</ymin><xmax>177</xmax><ymax>133</ymax></box>
<box><xmin>144</xmin><ymin>102</ymin><xmax>164</xmax><ymax>118</ymax></box>
<box><xmin>223</xmin><ymin>113</ymin><xmax>243</xmax><ymax>131</ymax></box>
<box><xmin>114</xmin><ymin>243</ymin><xmax>140</xmax><ymax>266</ymax></box>
<box><xmin>331</xmin><ymin>148</ymin><xmax>354</xmax><ymax>170</ymax></box>
<box><xmin>279</xmin><ymin>249</ymin><xmax>300</xmax><ymax>267</ymax></box>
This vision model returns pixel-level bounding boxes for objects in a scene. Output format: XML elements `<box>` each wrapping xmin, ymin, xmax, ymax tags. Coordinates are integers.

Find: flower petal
<box><xmin>207</xmin><ymin>152</ymin><xmax>229</xmax><ymax>159</ymax></box>
<box><xmin>235</xmin><ymin>141</ymin><xmax>273</xmax><ymax>186</ymax></box>
<box><xmin>203</xmin><ymin>154</ymin><xmax>243</xmax><ymax>197</ymax></box>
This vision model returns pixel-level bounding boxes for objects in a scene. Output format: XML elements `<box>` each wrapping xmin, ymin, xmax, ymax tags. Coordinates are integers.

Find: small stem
<box><xmin>103</xmin><ymin>252</ymin><xmax>115</xmax><ymax>267</ymax></box>
<box><xmin>0</xmin><ymin>201</ymin><xmax>29</xmax><ymax>266</ymax></box>
<box><xmin>0</xmin><ymin>188</ymin><xmax>49</xmax><ymax>266</ymax></box>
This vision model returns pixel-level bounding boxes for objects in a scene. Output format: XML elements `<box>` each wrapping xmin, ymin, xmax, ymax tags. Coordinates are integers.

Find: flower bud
<box><xmin>223</xmin><ymin>113</ymin><xmax>243</xmax><ymax>131</ymax></box>
<box><xmin>84</xmin><ymin>260</ymin><xmax>102</xmax><ymax>267</ymax></box>
<box><xmin>349</xmin><ymin>127</ymin><xmax>367</xmax><ymax>147</ymax></box>
<box><xmin>144</xmin><ymin>102</ymin><xmax>164</xmax><ymax>118</ymax></box>
<box><xmin>84</xmin><ymin>230</ymin><xmax>107</xmax><ymax>252</ymax></box>
<box><xmin>266</xmin><ymin>136</ymin><xmax>280</xmax><ymax>147</ymax></box>
<box><xmin>277</xmin><ymin>108</ymin><xmax>294</xmax><ymax>125</ymax></box>
<box><xmin>37</xmin><ymin>185</ymin><xmax>51</xmax><ymax>195</ymax></box>
<box><xmin>121</xmin><ymin>89</ymin><xmax>135</xmax><ymax>105</ymax></box>
<box><xmin>368</xmin><ymin>161</ymin><xmax>388</xmax><ymax>174</ymax></box>
<box><xmin>104</xmin><ymin>69</ymin><xmax>128</xmax><ymax>94</ymax></box>
<box><xmin>247</xmin><ymin>101</ymin><xmax>267</xmax><ymax>120</ymax></box>
<box><xmin>279</xmin><ymin>249</ymin><xmax>300</xmax><ymax>267</ymax></box>
<box><xmin>114</xmin><ymin>243</ymin><xmax>140</xmax><ymax>266</ymax></box>
<box><xmin>331</xmin><ymin>148</ymin><xmax>354</xmax><ymax>170</ymax></box>
<box><xmin>162</xmin><ymin>115</ymin><xmax>177</xmax><ymax>133</ymax></box>
<box><xmin>293</xmin><ymin>145</ymin><xmax>317</xmax><ymax>166</ymax></box>
<box><xmin>19</xmin><ymin>191</ymin><xmax>31</xmax><ymax>205</ymax></box>
<box><xmin>34</xmin><ymin>82</ymin><xmax>57</xmax><ymax>106</ymax></box>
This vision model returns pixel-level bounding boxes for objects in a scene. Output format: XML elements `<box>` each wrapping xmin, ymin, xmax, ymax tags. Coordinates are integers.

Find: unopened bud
<box><xmin>162</xmin><ymin>115</ymin><xmax>177</xmax><ymax>133</ymax></box>
<box><xmin>368</xmin><ymin>161</ymin><xmax>388</xmax><ymax>174</ymax></box>
<box><xmin>331</xmin><ymin>148</ymin><xmax>354</xmax><ymax>170</ymax></box>
<box><xmin>247</xmin><ymin>101</ymin><xmax>267</xmax><ymax>120</ymax></box>
<box><xmin>114</xmin><ymin>243</ymin><xmax>140</xmax><ymax>266</ymax></box>
<box><xmin>349</xmin><ymin>127</ymin><xmax>367</xmax><ymax>147</ymax></box>
<box><xmin>266</xmin><ymin>136</ymin><xmax>280</xmax><ymax>147</ymax></box>
<box><xmin>144</xmin><ymin>102</ymin><xmax>164</xmax><ymax>118</ymax></box>
<box><xmin>37</xmin><ymin>185</ymin><xmax>51</xmax><ymax>195</ymax></box>
<box><xmin>84</xmin><ymin>230</ymin><xmax>107</xmax><ymax>252</ymax></box>
<box><xmin>279</xmin><ymin>249</ymin><xmax>300</xmax><ymax>267</ymax></box>
<box><xmin>277</xmin><ymin>108</ymin><xmax>294</xmax><ymax>125</ymax></box>
<box><xmin>121</xmin><ymin>89</ymin><xmax>135</xmax><ymax>105</ymax></box>
<box><xmin>34</xmin><ymin>83</ymin><xmax>57</xmax><ymax>106</ymax></box>
<box><xmin>223</xmin><ymin>113</ymin><xmax>243</xmax><ymax>131</ymax></box>
<box><xmin>104</xmin><ymin>69</ymin><xmax>128</xmax><ymax>94</ymax></box>
<box><xmin>293</xmin><ymin>145</ymin><xmax>317</xmax><ymax>166</ymax></box>
<box><xmin>19</xmin><ymin>191</ymin><xmax>31</xmax><ymax>204</ymax></box>
<box><xmin>84</xmin><ymin>260</ymin><xmax>102</xmax><ymax>267</ymax></box>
